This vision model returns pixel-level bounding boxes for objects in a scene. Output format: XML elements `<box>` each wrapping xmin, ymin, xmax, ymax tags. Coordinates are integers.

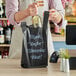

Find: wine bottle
<box><xmin>32</xmin><ymin>15</ymin><xmax>42</xmax><ymax>28</ymax></box>
<box><xmin>0</xmin><ymin>0</ymin><xmax>3</xmax><ymax>18</ymax></box>
<box><xmin>32</xmin><ymin>0</ymin><xmax>42</xmax><ymax>28</ymax></box>
<box><xmin>0</xmin><ymin>3</ymin><xmax>3</xmax><ymax>18</ymax></box>
<box><xmin>0</xmin><ymin>26</ymin><xmax>4</xmax><ymax>44</ymax></box>
<box><xmin>5</xmin><ymin>20</ymin><xmax>12</xmax><ymax>44</ymax></box>
<box><xmin>2</xmin><ymin>3</ymin><xmax>6</xmax><ymax>18</ymax></box>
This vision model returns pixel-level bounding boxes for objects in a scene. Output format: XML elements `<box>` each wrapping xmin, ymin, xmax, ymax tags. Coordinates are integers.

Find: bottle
<box><xmin>5</xmin><ymin>20</ymin><xmax>12</xmax><ymax>44</ymax></box>
<box><xmin>32</xmin><ymin>0</ymin><xmax>42</xmax><ymax>28</ymax></box>
<box><xmin>0</xmin><ymin>0</ymin><xmax>3</xmax><ymax>18</ymax></box>
<box><xmin>0</xmin><ymin>26</ymin><xmax>4</xmax><ymax>44</ymax></box>
<box><xmin>2</xmin><ymin>3</ymin><xmax>6</xmax><ymax>18</ymax></box>
<box><xmin>32</xmin><ymin>15</ymin><xmax>41</xmax><ymax>28</ymax></box>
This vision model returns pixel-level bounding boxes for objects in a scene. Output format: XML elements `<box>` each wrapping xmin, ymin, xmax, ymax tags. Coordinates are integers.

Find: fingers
<box><xmin>49</xmin><ymin>9</ymin><xmax>62</xmax><ymax>23</ymax></box>
<box><xmin>29</xmin><ymin>3</ymin><xmax>36</xmax><ymax>9</ymax></box>
<box><xmin>49</xmin><ymin>10</ymin><xmax>56</xmax><ymax>21</ymax></box>
<box><xmin>29</xmin><ymin>8</ymin><xmax>37</xmax><ymax>16</ymax></box>
<box><xmin>50</xmin><ymin>12</ymin><xmax>58</xmax><ymax>20</ymax></box>
<box><xmin>28</xmin><ymin>3</ymin><xmax>38</xmax><ymax>16</ymax></box>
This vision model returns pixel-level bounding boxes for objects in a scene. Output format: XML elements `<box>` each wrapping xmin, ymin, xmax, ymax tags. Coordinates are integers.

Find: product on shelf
<box><xmin>5</xmin><ymin>20</ymin><xmax>12</xmax><ymax>44</ymax></box>
<box><xmin>0</xmin><ymin>0</ymin><xmax>6</xmax><ymax>18</ymax></box>
<box><xmin>2</xmin><ymin>3</ymin><xmax>6</xmax><ymax>18</ymax></box>
<box><xmin>0</xmin><ymin>20</ymin><xmax>14</xmax><ymax>44</ymax></box>
<box><xmin>0</xmin><ymin>3</ymin><xmax>3</xmax><ymax>18</ymax></box>
<box><xmin>0</xmin><ymin>26</ymin><xmax>4</xmax><ymax>44</ymax></box>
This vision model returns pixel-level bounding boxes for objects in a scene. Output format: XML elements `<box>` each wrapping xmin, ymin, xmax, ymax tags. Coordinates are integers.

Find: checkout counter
<box><xmin>0</xmin><ymin>59</ymin><xmax>76</xmax><ymax>76</ymax></box>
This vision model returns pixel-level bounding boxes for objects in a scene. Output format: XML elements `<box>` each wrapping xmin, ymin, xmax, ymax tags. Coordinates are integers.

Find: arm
<box><xmin>6</xmin><ymin>0</ymin><xmax>20</xmax><ymax>25</ymax></box>
<box><xmin>6</xmin><ymin>0</ymin><xmax>37</xmax><ymax>26</ymax></box>
<box><xmin>14</xmin><ymin>3</ymin><xmax>37</xmax><ymax>23</ymax></box>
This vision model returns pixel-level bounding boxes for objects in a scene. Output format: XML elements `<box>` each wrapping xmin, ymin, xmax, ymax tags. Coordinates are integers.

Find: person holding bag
<box><xmin>6</xmin><ymin>0</ymin><xmax>65</xmax><ymax>60</ymax></box>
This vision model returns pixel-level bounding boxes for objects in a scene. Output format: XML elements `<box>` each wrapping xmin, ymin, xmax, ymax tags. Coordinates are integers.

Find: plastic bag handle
<box><xmin>43</xmin><ymin>11</ymin><xmax>49</xmax><ymax>31</ymax></box>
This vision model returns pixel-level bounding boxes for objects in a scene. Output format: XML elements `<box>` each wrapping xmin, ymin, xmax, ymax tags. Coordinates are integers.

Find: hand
<box><xmin>49</xmin><ymin>9</ymin><xmax>62</xmax><ymax>24</ymax></box>
<box><xmin>27</xmin><ymin>3</ymin><xmax>37</xmax><ymax>16</ymax></box>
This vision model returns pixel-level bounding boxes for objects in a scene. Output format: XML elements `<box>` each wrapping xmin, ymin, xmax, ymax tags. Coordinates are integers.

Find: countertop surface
<box><xmin>0</xmin><ymin>59</ymin><xmax>76</xmax><ymax>76</ymax></box>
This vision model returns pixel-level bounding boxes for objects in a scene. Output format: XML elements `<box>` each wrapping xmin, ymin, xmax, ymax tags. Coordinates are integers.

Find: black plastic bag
<box><xmin>21</xmin><ymin>11</ymin><xmax>49</xmax><ymax>68</ymax></box>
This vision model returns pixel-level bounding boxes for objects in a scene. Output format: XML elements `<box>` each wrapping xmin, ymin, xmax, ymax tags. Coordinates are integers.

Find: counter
<box><xmin>0</xmin><ymin>59</ymin><xmax>76</xmax><ymax>76</ymax></box>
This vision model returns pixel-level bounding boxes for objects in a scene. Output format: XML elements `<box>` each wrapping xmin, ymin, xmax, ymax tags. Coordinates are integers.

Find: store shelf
<box><xmin>52</xmin><ymin>34</ymin><xmax>65</xmax><ymax>41</ymax></box>
<box><xmin>0</xmin><ymin>18</ymin><xmax>8</xmax><ymax>21</ymax></box>
<box><xmin>65</xmin><ymin>16</ymin><xmax>76</xmax><ymax>23</ymax></box>
<box><xmin>68</xmin><ymin>22</ymin><xmax>76</xmax><ymax>25</ymax></box>
<box><xmin>0</xmin><ymin>44</ymin><xmax>10</xmax><ymax>47</ymax></box>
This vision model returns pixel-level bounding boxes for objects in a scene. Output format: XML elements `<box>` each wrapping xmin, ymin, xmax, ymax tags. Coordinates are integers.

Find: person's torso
<box><xmin>19</xmin><ymin>0</ymin><xmax>49</xmax><ymax>25</ymax></box>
